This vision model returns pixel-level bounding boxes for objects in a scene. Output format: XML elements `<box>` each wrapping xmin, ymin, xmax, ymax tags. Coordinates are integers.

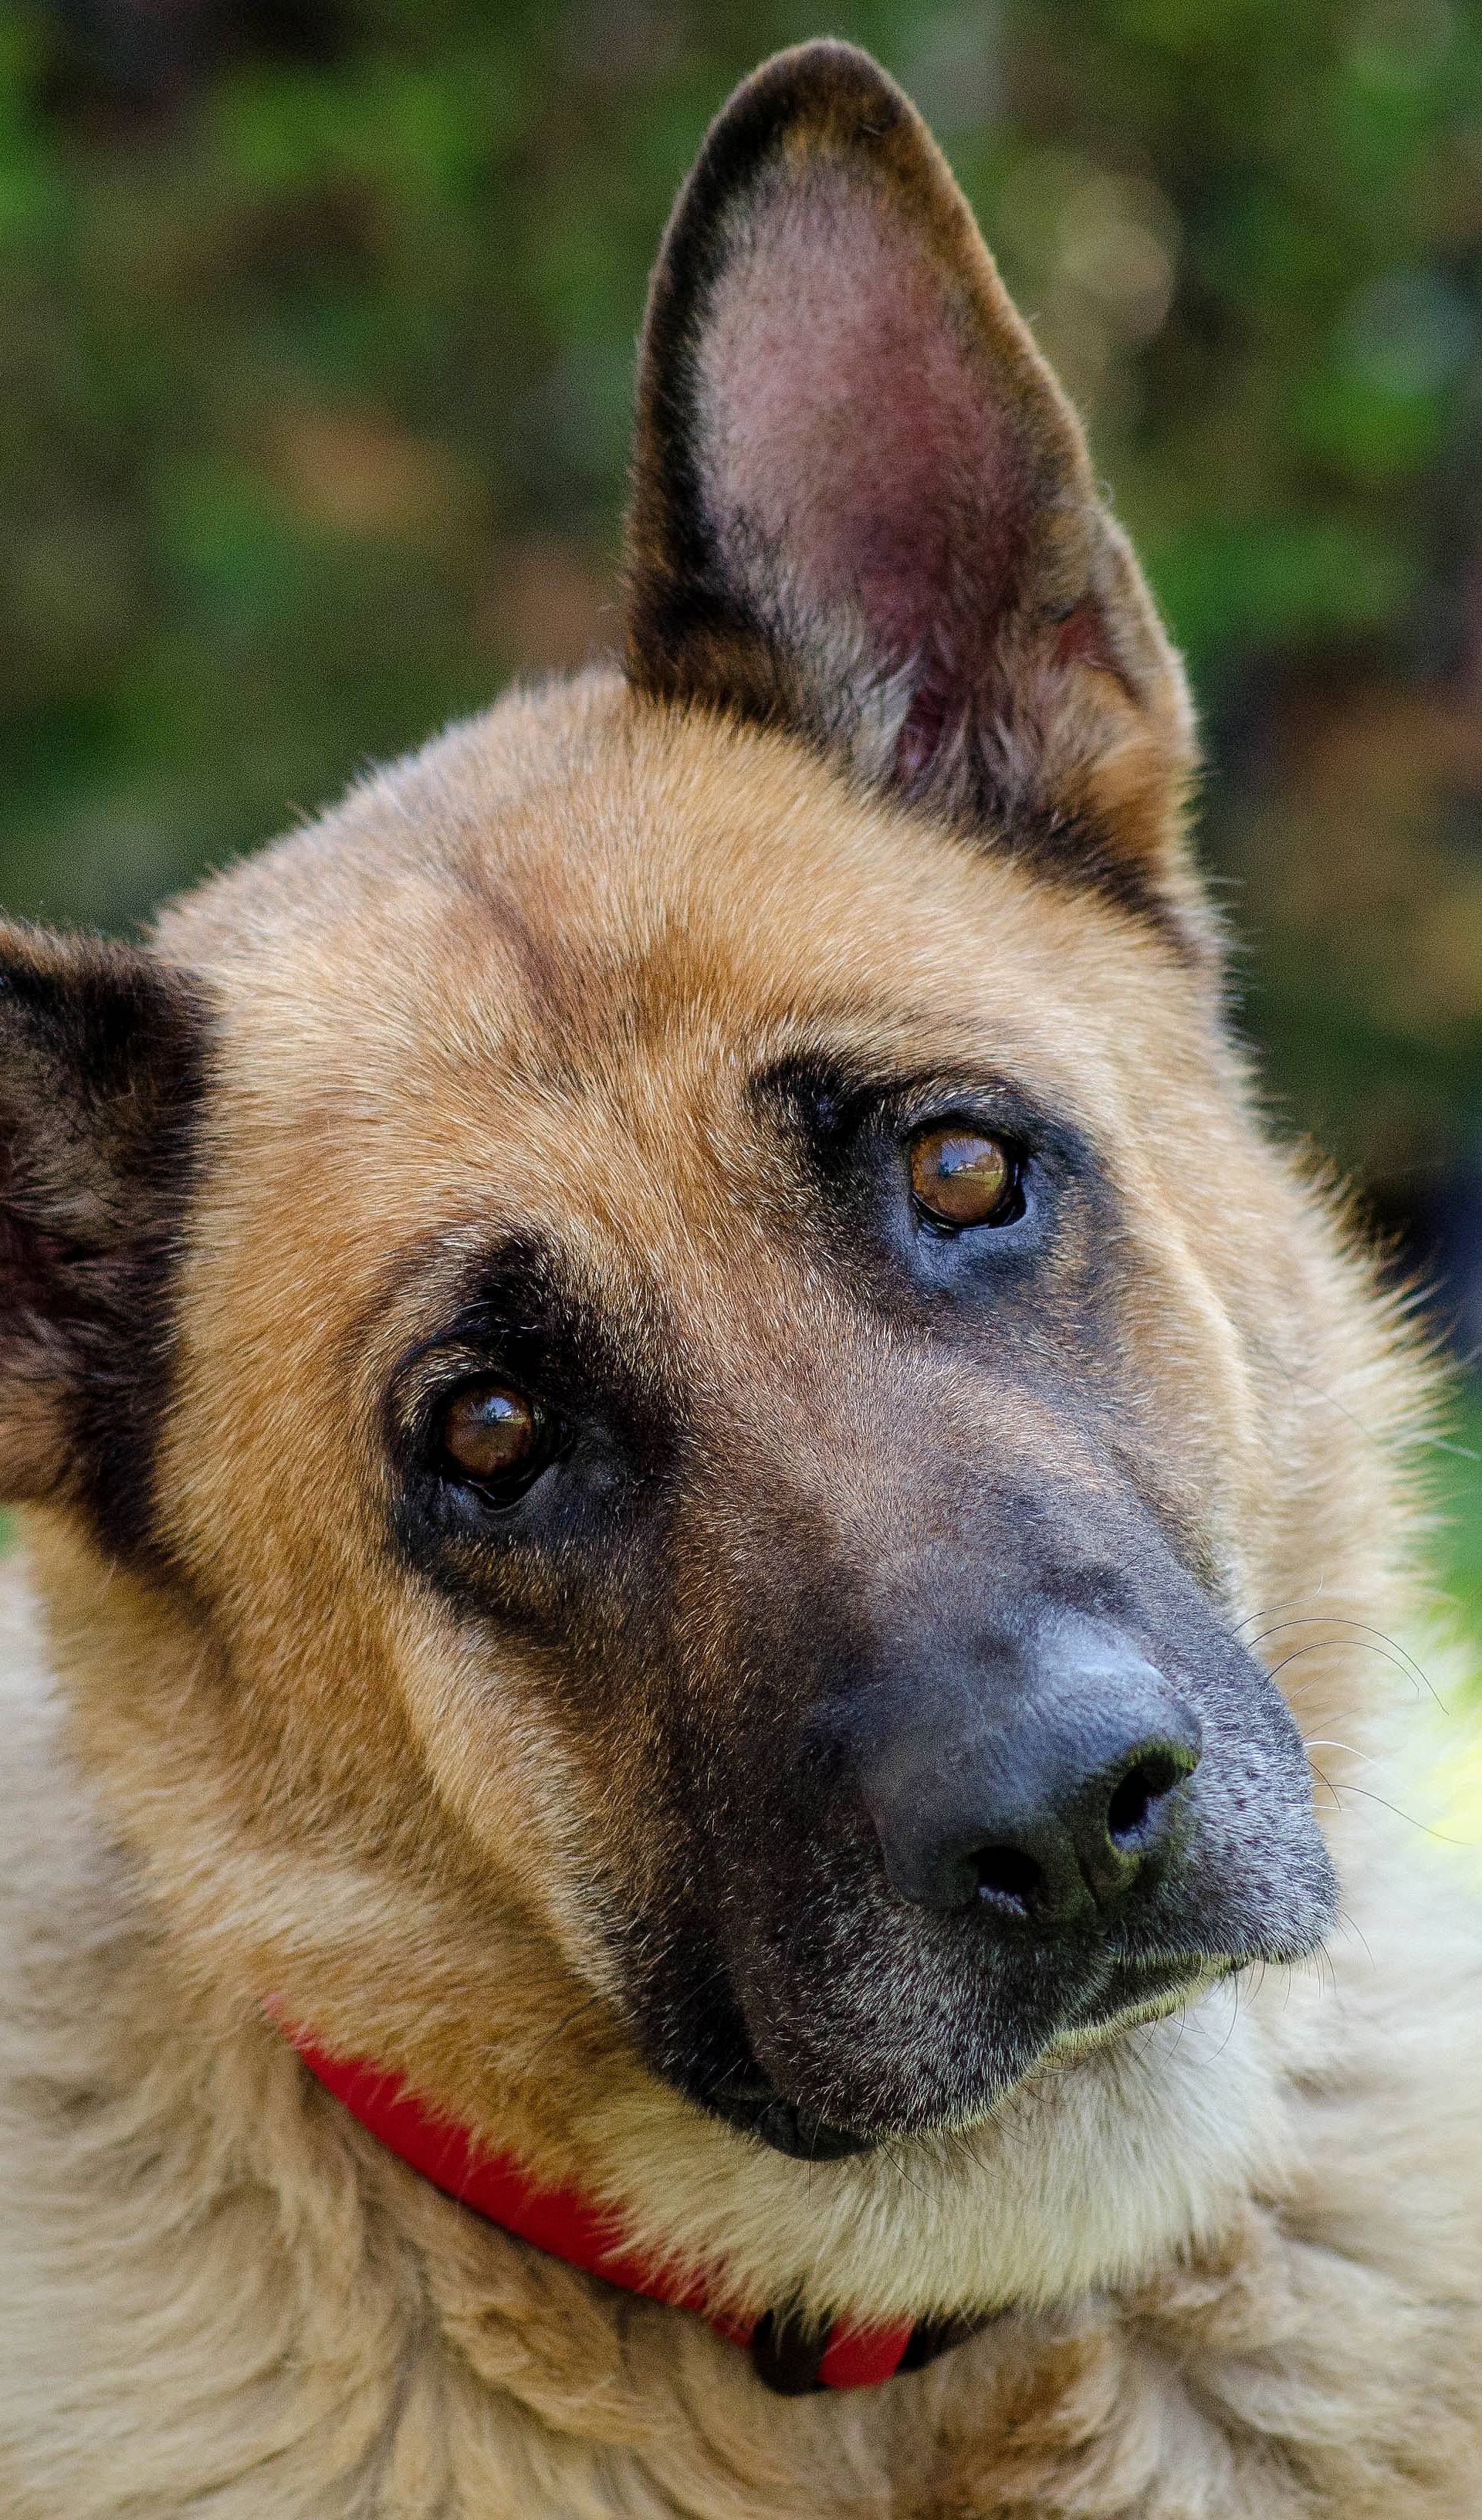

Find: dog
<box><xmin>3</xmin><ymin>37</ymin><xmax>1480</xmax><ymax>2518</ymax></box>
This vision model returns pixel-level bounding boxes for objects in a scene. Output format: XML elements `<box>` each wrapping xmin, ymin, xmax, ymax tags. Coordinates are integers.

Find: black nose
<box><xmin>854</xmin><ymin>1616</ymin><xmax>1202</xmax><ymax>1926</ymax></box>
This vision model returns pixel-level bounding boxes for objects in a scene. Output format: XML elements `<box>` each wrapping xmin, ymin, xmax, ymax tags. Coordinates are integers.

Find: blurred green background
<box><xmin>2</xmin><ymin>0</ymin><xmax>1480</xmax><ymax>1617</ymax></box>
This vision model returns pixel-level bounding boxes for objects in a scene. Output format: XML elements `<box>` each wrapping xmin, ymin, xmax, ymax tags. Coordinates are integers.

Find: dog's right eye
<box><xmin>439</xmin><ymin>1380</ymin><xmax>543</xmax><ymax>1492</ymax></box>
<box><xmin>908</xmin><ymin>1124</ymin><xmax>1022</xmax><ymax>1230</ymax></box>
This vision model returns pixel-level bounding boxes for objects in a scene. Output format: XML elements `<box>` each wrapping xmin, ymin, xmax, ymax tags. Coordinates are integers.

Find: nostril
<box><xmin>854</xmin><ymin>1668</ymin><xmax>1201</xmax><ymax>1919</ymax></box>
<box><xmin>972</xmin><ymin>1844</ymin><xmax>1045</xmax><ymax>1911</ymax></box>
<box><xmin>1105</xmin><ymin>1751</ymin><xmax>1183</xmax><ymax>1850</ymax></box>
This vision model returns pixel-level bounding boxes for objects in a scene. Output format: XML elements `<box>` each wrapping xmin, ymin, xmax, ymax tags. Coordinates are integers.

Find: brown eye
<box><xmin>908</xmin><ymin>1124</ymin><xmax>1018</xmax><ymax>1228</ymax></box>
<box><xmin>441</xmin><ymin>1381</ymin><xmax>541</xmax><ymax>1485</ymax></box>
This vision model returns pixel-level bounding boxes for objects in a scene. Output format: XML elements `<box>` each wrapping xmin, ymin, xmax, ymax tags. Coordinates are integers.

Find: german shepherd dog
<box><xmin>2</xmin><ymin>40</ymin><xmax>1480</xmax><ymax>2519</ymax></box>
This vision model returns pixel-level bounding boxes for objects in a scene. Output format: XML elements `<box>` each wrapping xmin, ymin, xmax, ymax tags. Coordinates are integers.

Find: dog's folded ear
<box><xmin>0</xmin><ymin>923</ymin><xmax>208</xmax><ymax>1537</ymax></box>
<box><xmin>624</xmin><ymin>39</ymin><xmax>1200</xmax><ymax>941</ymax></box>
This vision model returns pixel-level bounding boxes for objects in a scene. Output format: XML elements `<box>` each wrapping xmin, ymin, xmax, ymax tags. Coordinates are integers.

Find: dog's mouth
<box><xmin>1049</xmin><ymin>1949</ymin><xmax>1231</xmax><ymax>2051</ymax></box>
<box><xmin>706</xmin><ymin>2075</ymin><xmax>875</xmax><ymax>2160</ymax></box>
<box><xmin>699</xmin><ymin>1951</ymin><xmax>1222</xmax><ymax>2159</ymax></box>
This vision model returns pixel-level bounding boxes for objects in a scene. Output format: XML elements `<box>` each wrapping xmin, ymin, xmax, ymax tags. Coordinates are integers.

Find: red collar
<box><xmin>283</xmin><ymin>2024</ymin><xmax>925</xmax><ymax>2392</ymax></box>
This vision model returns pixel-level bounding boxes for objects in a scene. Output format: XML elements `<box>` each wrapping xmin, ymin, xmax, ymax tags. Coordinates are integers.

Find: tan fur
<box><xmin>2</xmin><ymin>672</ymin><xmax>1480</xmax><ymax>2515</ymax></box>
<box><xmin>5</xmin><ymin>36</ymin><xmax>1482</xmax><ymax>2512</ymax></box>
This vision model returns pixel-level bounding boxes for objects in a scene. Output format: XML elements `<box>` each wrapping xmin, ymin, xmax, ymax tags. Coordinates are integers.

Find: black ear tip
<box><xmin>704</xmin><ymin>39</ymin><xmax>910</xmax><ymax>161</ymax></box>
<box><xmin>643</xmin><ymin>43</ymin><xmax>915</xmax><ymax>331</ymax></box>
<box><xmin>753</xmin><ymin>34</ymin><xmax>901</xmax><ymax>93</ymax></box>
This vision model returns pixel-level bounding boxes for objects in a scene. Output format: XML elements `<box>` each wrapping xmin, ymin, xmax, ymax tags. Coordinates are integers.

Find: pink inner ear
<box><xmin>697</xmin><ymin>165</ymin><xmax>1033</xmax><ymax>685</ymax></box>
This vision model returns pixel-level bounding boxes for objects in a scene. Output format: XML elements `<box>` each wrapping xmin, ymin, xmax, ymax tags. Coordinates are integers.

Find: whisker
<box><xmin>1242</xmin><ymin>1614</ymin><xmax>1443</xmax><ymax>1709</ymax></box>
<box><xmin>1332</xmin><ymin>1906</ymin><xmax>1375</xmax><ymax>1970</ymax></box>
<box><xmin>879</xmin><ymin>2137</ymin><xmax>931</xmax><ymax>2202</ymax></box>
<box><xmin>1264</xmin><ymin>1635</ymin><xmax>1434</xmax><ymax>1704</ymax></box>
<box><xmin>1321</xmin><ymin>1779</ymin><xmax>1476</xmax><ymax>1848</ymax></box>
<box><xmin>1232</xmin><ymin>1585</ymin><xmax>1328</xmax><ymax>1637</ymax></box>
<box><xmin>516</xmin><ymin>1990</ymin><xmax>612</xmax><ymax>2075</ymax></box>
<box><xmin>1204</xmin><ymin>1975</ymin><xmax>1241</xmax><ymax>2064</ymax></box>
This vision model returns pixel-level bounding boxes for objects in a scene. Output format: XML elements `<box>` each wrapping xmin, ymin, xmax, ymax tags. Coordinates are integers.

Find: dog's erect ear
<box><xmin>625</xmin><ymin>41</ymin><xmax>1200</xmax><ymax>939</ymax></box>
<box><xmin>0</xmin><ymin>923</ymin><xmax>208</xmax><ymax>1543</ymax></box>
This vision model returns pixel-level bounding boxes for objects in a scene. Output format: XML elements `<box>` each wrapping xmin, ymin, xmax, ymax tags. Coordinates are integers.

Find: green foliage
<box><xmin>1436</xmin><ymin>1386</ymin><xmax>1482</xmax><ymax>1636</ymax></box>
<box><xmin>2</xmin><ymin>2</ymin><xmax>1478</xmax><ymax>945</ymax></box>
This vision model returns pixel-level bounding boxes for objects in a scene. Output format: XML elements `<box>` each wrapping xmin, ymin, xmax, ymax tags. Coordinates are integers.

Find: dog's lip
<box><xmin>1064</xmin><ymin>1949</ymin><xmax>1230</xmax><ymax>2039</ymax></box>
<box><xmin>702</xmin><ymin>1953</ymin><xmax>1229</xmax><ymax>2156</ymax></box>
<box><xmin>706</xmin><ymin>2071</ymin><xmax>878</xmax><ymax>2160</ymax></box>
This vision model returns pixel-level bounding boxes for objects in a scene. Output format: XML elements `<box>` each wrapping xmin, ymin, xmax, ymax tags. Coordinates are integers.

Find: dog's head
<box><xmin>5</xmin><ymin>46</ymin><xmax>1356</xmax><ymax>2200</ymax></box>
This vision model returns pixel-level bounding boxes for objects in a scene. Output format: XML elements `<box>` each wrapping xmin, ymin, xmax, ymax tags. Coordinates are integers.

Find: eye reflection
<box><xmin>441</xmin><ymin>1380</ymin><xmax>540</xmax><ymax>1484</ymax></box>
<box><xmin>908</xmin><ymin>1124</ymin><xmax>1019</xmax><ymax>1228</ymax></box>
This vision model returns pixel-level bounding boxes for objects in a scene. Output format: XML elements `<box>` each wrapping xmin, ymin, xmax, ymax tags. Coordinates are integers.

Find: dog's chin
<box><xmin>705</xmin><ymin>1954</ymin><xmax>1226</xmax><ymax>2159</ymax></box>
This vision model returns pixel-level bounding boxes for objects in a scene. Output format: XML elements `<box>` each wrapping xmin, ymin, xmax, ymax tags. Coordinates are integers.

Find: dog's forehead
<box><xmin>162</xmin><ymin>679</ymin><xmax>1204</xmax><ymax>1286</ymax></box>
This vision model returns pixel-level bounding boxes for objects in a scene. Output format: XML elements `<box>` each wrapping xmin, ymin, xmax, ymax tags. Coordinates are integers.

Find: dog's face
<box><xmin>2</xmin><ymin>44</ymin><xmax>1340</xmax><ymax>2172</ymax></box>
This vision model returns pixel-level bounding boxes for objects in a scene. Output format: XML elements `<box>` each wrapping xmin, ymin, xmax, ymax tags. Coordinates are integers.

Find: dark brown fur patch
<box><xmin>0</xmin><ymin>923</ymin><xmax>210</xmax><ymax>1560</ymax></box>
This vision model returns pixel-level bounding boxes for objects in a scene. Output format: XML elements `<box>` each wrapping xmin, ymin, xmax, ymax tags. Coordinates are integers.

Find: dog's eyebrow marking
<box><xmin>449</xmin><ymin>855</ymin><xmax>588</xmax><ymax>1035</ymax></box>
<box><xmin>373</xmin><ymin>1228</ymin><xmax>589</xmax><ymax>1371</ymax></box>
<box><xmin>378</xmin><ymin>1224</ymin><xmax>684</xmax><ymax>1442</ymax></box>
<box><xmin>749</xmin><ymin>1048</ymin><xmax>900</xmax><ymax>1141</ymax></box>
<box><xmin>749</xmin><ymin>1046</ymin><xmax>1059</xmax><ymax>1152</ymax></box>
<box><xmin>338</xmin><ymin>1221</ymin><xmax>569</xmax><ymax>1409</ymax></box>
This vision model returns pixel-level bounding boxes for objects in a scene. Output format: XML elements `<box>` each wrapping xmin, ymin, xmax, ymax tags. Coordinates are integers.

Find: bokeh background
<box><xmin>2</xmin><ymin>0</ymin><xmax>1480</xmax><ymax>1615</ymax></box>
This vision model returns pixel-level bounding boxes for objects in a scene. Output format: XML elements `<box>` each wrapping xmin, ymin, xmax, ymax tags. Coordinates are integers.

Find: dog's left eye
<box><xmin>440</xmin><ymin>1380</ymin><xmax>546</xmax><ymax>1495</ymax></box>
<box><xmin>908</xmin><ymin>1124</ymin><xmax>1022</xmax><ymax>1228</ymax></box>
